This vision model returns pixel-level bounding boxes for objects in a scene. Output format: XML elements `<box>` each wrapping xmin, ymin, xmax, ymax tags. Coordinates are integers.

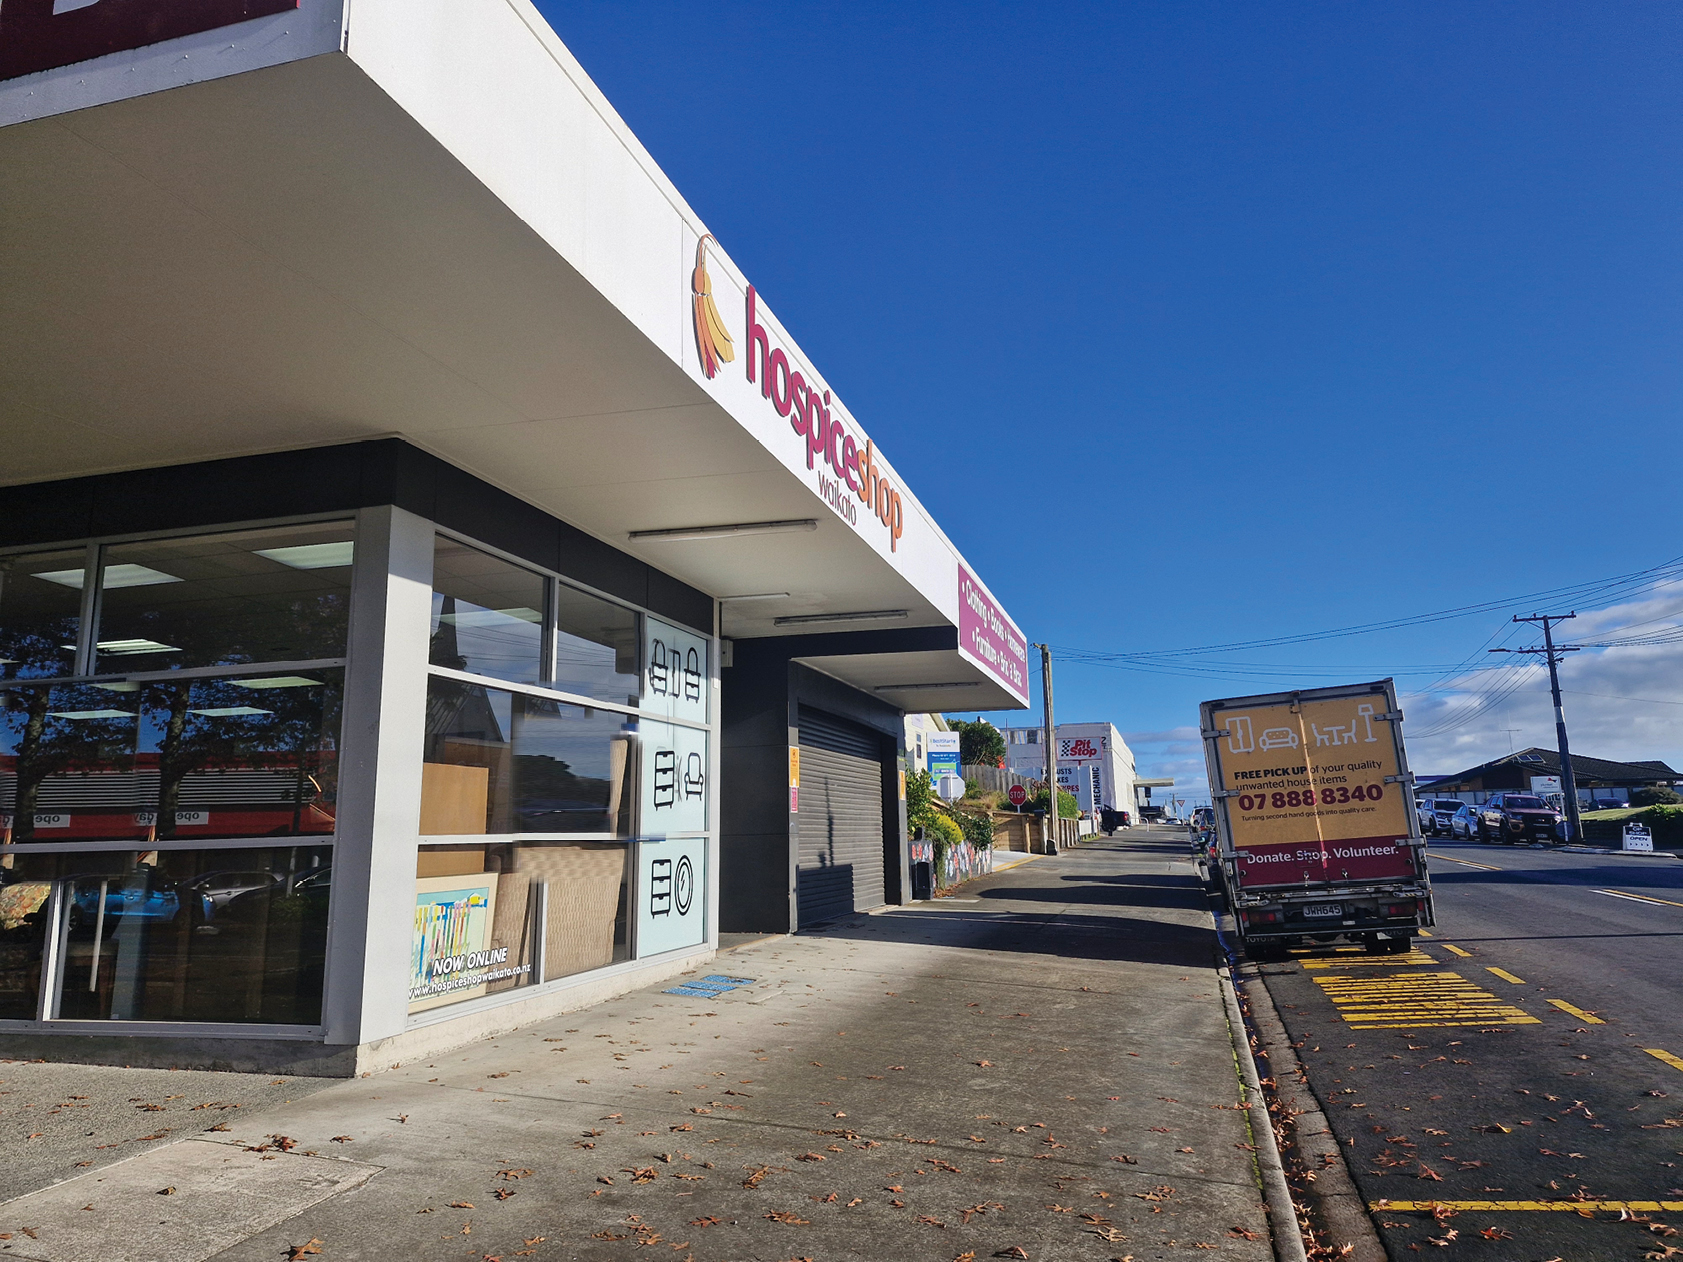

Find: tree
<box><xmin>1631</xmin><ymin>786</ymin><xmax>1682</xmax><ymax>807</ymax></box>
<box><xmin>948</xmin><ymin>719</ymin><xmax>1005</xmax><ymax>769</ymax></box>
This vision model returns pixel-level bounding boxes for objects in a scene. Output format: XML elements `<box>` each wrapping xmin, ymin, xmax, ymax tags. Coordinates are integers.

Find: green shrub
<box><xmin>1631</xmin><ymin>786</ymin><xmax>1682</xmax><ymax>807</ymax></box>
<box><xmin>1029</xmin><ymin>788</ymin><xmax>1080</xmax><ymax>819</ymax></box>
<box><xmin>956</xmin><ymin>810</ymin><xmax>996</xmax><ymax>850</ymax></box>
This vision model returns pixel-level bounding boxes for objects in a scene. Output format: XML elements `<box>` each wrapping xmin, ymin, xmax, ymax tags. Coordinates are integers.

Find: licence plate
<box><xmin>1302</xmin><ymin>903</ymin><xmax>1343</xmax><ymax>918</ymax></box>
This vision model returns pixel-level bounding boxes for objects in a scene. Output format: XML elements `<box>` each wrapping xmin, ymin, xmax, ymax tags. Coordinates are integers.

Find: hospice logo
<box><xmin>746</xmin><ymin>286</ymin><xmax>905</xmax><ymax>551</ymax></box>
<box><xmin>691</xmin><ymin>234</ymin><xmax>735</xmax><ymax>380</ymax></box>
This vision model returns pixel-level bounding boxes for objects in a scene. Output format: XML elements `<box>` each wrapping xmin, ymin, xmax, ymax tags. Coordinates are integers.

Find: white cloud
<box><xmin>1123</xmin><ymin>725</ymin><xmax>1211</xmax><ymax>805</ymax></box>
<box><xmin>1401</xmin><ymin>581</ymin><xmax>1683</xmax><ymax>777</ymax></box>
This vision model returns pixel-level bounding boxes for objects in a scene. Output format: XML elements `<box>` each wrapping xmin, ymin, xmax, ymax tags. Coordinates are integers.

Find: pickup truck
<box><xmin>1200</xmin><ymin>679</ymin><xmax>1434</xmax><ymax>962</ymax></box>
<box><xmin>1476</xmin><ymin>792</ymin><xmax>1562</xmax><ymax>844</ymax></box>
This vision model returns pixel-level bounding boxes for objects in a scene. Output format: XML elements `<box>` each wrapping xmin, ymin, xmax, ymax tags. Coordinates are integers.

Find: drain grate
<box><xmin>664</xmin><ymin>973</ymin><xmax>755</xmax><ymax>998</ymax></box>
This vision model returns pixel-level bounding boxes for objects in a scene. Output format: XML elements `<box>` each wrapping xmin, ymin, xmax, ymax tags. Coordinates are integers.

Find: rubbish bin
<box><xmin>910</xmin><ymin>860</ymin><xmax>934</xmax><ymax>901</ymax></box>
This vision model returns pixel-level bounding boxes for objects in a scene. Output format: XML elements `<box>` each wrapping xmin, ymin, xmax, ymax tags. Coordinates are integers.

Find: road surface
<box><xmin>1258</xmin><ymin>837</ymin><xmax>1683</xmax><ymax>1260</ymax></box>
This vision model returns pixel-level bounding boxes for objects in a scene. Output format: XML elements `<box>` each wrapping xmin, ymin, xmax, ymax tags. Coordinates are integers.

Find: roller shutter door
<box><xmin>797</xmin><ymin>708</ymin><xmax>887</xmax><ymax>925</ymax></box>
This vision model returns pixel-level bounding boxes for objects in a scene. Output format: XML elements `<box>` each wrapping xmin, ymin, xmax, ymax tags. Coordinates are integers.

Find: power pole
<box><xmin>1491</xmin><ymin>613</ymin><xmax>1581</xmax><ymax>843</ymax></box>
<box><xmin>1033</xmin><ymin>643</ymin><xmax>1056</xmax><ymax>853</ymax></box>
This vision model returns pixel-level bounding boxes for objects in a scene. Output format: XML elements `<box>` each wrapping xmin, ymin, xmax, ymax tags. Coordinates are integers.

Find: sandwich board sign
<box><xmin>1622</xmin><ymin>822</ymin><xmax>1654</xmax><ymax>853</ymax></box>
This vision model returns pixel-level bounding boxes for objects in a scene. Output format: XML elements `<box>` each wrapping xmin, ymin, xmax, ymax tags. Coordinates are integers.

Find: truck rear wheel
<box><xmin>1383</xmin><ymin>935</ymin><xmax>1411</xmax><ymax>953</ymax></box>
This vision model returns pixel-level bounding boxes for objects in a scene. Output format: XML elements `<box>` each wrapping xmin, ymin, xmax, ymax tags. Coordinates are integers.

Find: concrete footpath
<box><xmin>0</xmin><ymin>832</ymin><xmax>1278</xmax><ymax>1262</ymax></box>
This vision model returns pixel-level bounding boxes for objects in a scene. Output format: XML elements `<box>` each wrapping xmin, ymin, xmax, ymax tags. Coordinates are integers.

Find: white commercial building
<box><xmin>1000</xmin><ymin>723</ymin><xmax>1137</xmax><ymax>819</ymax></box>
<box><xmin>0</xmin><ymin>0</ymin><xmax>1030</xmax><ymax>1073</ymax></box>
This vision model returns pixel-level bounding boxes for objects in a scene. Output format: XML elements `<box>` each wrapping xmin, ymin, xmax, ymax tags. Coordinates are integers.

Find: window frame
<box><xmin>0</xmin><ymin>513</ymin><xmax>357</xmax><ymax>1034</ymax></box>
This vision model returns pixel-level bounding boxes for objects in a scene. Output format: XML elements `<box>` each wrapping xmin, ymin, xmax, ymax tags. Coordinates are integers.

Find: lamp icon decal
<box><xmin>692</xmin><ymin>234</ymin><xmax>735</xmax><ymax>379</ymax></box>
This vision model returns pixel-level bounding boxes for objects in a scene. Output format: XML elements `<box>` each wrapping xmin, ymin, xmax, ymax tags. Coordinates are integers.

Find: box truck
<box><xmin>1199</xmin><ymin>679</ymin><xmax>1433</xmax><ymax>961</ymax></box>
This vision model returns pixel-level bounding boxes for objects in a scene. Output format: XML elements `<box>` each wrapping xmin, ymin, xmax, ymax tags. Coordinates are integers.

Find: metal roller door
<box><xmin>797</xmin><ymin>708</ymin><xmax>887</xmax><ymax>925</ymax></box>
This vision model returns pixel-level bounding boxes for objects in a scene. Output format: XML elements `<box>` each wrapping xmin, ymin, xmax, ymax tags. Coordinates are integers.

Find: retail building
<box><xmin>1000</xmin><ymin>723</ymin><xmax>1138</xmax><ymax>818</ymax></box>
<box><xmin>0</xmin><ymin>0</ymin><xmax>1027</xmax><ymax>1073</ymax></box>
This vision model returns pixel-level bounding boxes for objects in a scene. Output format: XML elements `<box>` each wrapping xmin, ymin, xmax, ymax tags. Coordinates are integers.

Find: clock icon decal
<box><xmin>673</xmin><ymin>854</ymin><xmax>695</xmax><ymax>917</ymax></box>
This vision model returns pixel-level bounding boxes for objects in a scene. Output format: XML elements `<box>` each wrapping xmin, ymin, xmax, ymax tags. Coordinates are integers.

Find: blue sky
<box><xmin>540</xmin><ymin>2</ymin><xmax>1682</xmax><ymax>799</ymax></box>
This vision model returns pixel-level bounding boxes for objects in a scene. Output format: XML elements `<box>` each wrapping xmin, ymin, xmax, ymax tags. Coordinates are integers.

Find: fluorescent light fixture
<box><xmin>628</xmin><ymin>519</ymin><xmax>818</xmax><ymax>542</ymax></box>
<box><xmin>773</xmin><ymin>609</ymin><xmax>909</xmax><ymax>627</ymax></box>
<box><xmin>228</xmin><ymin>676</ymin><xmax>322</xmax><ymax>689</ymax></box>
<box><xmin>91</xmin><ymin>681</ymin><xmax>141</xmax><ymax>692</ymax></box>
<box><xmin>32</xmin><ymin>568</ymin><xmax>86</xmax><ymax>589</ymax></box>
<box><xmin>875</xmin><ymin>682</ymin><xmax>978</xmax><ymax>692</ymax></box>
<box><xmin>48</xmin><ymin>709</ymin><xmax>135</xmax><ymax>720</ymax></box>
<box><xmin>95</xmin><ymin>639</ymin><xmax>180</xmax><ymax>656</ymax></box>
<box><xmin>189</xmin><ymin>706</ymin><xmax>273</xmax><ymax>718</ymax></box>
<box><xmin>719</xmin><ymin>592</ymin><xmax>790</xmax><ymax>602</ymax></box>
<box><xmin>437</xmin><ymin>606</ymin><xmax>543</xmax><ymax>627</ymax></box>
<box><xmin>254</xmin><ymin>541</ymin><xmax>355</xmax><ymax>570</ymax></box>
<box><xmin>90</xmin><ymin>564</ymin><xmax>181</xmax><ymax>589</ymax></box>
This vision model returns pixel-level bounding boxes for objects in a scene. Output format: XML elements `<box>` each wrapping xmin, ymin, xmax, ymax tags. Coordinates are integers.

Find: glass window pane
<box><xmin>15</xmin><ymin>845</ymin><xmax>331</xmax><ymax>1025</ymax></box>
<box><xmin>430</xmin><ymin>538</ymin><xmax>545</xmax><ymax>685</ymax></box>
<box><xmin>1</xmin><ymin>683</ymin><xmax>144</xmax><ymax>844</ymax></box>
<box><xmin>409</xmin><ymin>840</ymin><xmax>628</xmax><ymax>1013</ymax></box>
<box><xmin>422</xmin><ymin>679</ymin><xmax>633</xmax><ymax>836</ymax></box>
<box><xmin>137</xmin><ymin>670</ymin><xmax>342</xmax><ymax>842</ymax></box>
<box><xmin>0</xmin><ymin>869</ymin><xmax>50</xmax><ymax>1018</ymax></box>
<box><xmin>0</xmin><ymin>671</ymin><xmax>340</xmax><ymax>845</ymax></box>
<box><xmin>0</xmin><ymin>549</ymin><xmax>85</xmax><ymax>680</ymax></box>
<box><xmin>553</xmin><ymin>583</ymin><xmax>639</xmax><ymax>705</ymax></box>
<box><xmin>96</xmin><ymin>523</ymin><xmax>354</xmax><ymax>673</ymax></box>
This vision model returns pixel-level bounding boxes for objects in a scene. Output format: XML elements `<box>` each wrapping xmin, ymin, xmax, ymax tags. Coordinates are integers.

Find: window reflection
<box><xmin>8</xmin><ymin>846</ymin><xmax>330</xmax><ymax>1025</ymax></box>
<box><xmin>0</xmin><ymin>549</ymin><xmax>84</xmax><ymax>680</ymax></box>
<box><xmin>553</xmin><ymin>583</ymin><xmax>639</xmax><ymax>705</ymax></box>
<box><xmin>96</xmin><ymin>523</ymin><xmax>353</xmax><ymax>673</ymax></box>
<box><xmin>421</xmin><ymin>678</ymin><xmax>632</xmax><ymax>836</ymax></box>
<box><xmin>430</xmin><ymin>538</ymin><xmax>545</xmax><ymax>685</ymax></box>
<box><xmin>0</xmin><ymin>672</ymin><xmax>341</xmax><ymax>844</ymax></box>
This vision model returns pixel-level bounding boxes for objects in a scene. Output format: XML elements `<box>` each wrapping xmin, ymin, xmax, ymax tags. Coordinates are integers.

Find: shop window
<box><xmin>95</xmin><ymin>523</ymin><xmax>353</xmax><ymax>674</ymax></box>
<box><xmin>430</xmin><ymin>538</ymin><xmax>545</xmax><ymax>685</ymax></box>
<box><xmin>0</xmin><ymin>549</ymin><xmax>85</xmax><ymax>681</ymax></box>
<box><xmin>421</xmin><ymin>678</ymin><xmax>633</xmax><ymax>837</ymax></box>
<box><xmin>0</xmin><ymin>873</ymin><xmax>50</xmax><ymax>1018</ymax></box>
<box><xmin>410</xmin><ymin>840</ymin><xmax>628</xmax><ymax>1013</ymax></box>
<box><xmin>553</xmin><ymin>582</ymin><xmax>639</xmax><ymax>705</ymax></box>
<box><xmin>4</xmin><ymin>845</ymin><xmax>331</xmax><ymax>1025</ymax></box>
<box><xmin>0</xmin><ymin>671</ymin><xmax>342</xmax><ymax>845</ymax></box>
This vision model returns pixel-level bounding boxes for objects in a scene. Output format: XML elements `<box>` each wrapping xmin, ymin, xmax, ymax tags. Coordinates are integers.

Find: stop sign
<box><xmin>1008</xmin><ymin>784</ymin><xmax>1027</xmax><ymax>806</ymax></box>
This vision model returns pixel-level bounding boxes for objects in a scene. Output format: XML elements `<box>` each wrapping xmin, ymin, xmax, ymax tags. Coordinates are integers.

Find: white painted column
<box><xmin>320</xmin><ymin>505</ymin><xmax>435</xmax><ymax>1048</ymax></box>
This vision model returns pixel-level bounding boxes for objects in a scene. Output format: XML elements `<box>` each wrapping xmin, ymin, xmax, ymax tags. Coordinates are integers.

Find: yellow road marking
<box><xmin>1428</xmin><ymin>852</ymin><xmax>1503</xmax><ymax>871</ymax></box>
<box><xmin>1486</xmin><ymin>967</ymin><xmax>1526</xmax><ymax>985</ymax></box>
<box><xmin>1597</xmin><ymin>888</ymin><xmax>1683</xmax><ymax>908</ymax></box>
<box><xmin>1442</xmin><ymin>944</ymin><xmax>1472</xmax><ymax>957</ymax></box>
<box><xmin>1299</xmin><ymin>950</ymin><xmax>1438</xmax><ymax>970</ymax></box>
<box><xmin>1314</xmin><ymin>971</ymin><xmax>1539</xmax><ymax>1029</ymax></box>
<box><xmin>1374</xmin><ymin>1199</ymin><xmax>1683</xmax><ymax>1213</ymax></box>
<box><xmin>1417</xmin><ymin>929</ymin><xmax>1433</xmax><ymax>937</ymax></box>
<box><xmin>1645</xmin><ymin>1047</ymin><xmax>1683</xmax><ymax>1074</ymax></box>
<box><xmin>1546</xmin><ymin>999</ymin><xmax>1604</xmax><ymax>1024</ymax></box>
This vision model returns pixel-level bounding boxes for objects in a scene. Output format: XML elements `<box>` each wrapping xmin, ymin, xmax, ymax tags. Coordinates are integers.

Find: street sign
<box><xmin>1623</xmin><ymin>822</ymin><xmax>1654</xmax><ymax>852</ymax></box>
<box><xmin>927</xmin><ymin>732</ymin><xmax>961</xmax><ymax>781</ymax></box>
<box><xmin>1008</xmin><ymin>784</ymin><xmax>1027</xmax><ymax>807</ymax></box>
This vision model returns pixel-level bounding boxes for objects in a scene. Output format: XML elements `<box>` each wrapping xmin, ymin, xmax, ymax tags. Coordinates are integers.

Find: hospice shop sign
<box><xmin>0</xmin><ymin>0</ymin><xmax>296</xmax><ymax>81</ymax></box>
<box><xmin>958</xmin><ymin>564</ymin><xmax>1029</xmax><ymax>703</ymax></box>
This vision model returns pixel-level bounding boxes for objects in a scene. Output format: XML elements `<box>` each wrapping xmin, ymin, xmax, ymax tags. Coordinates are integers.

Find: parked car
<box><xmin>187</xmin><ymin>869</ymin><xmax>282</xmax><ymax>924</ymax></box>
<box><xmin>1476</xmin><ymin>793</ymin><xmax>1562</xmax><ymax>844</ymax></box>
<box><xmin>67</xmin><ymin>872</ymin><xmax>180</xmax><ymax>926</ymax></box>
<box><xmin>1590</xmin><ymin>798</ymin><xmax>1625</xmax><ymax>812</ymax></box>
<box><xmin>1424</xmin><ymin>799</ymin><xmax>1464</xmax><ymax>836</ymax></box>
<box><xmin>1099</xmin><ymin>807</ymin><xmax>1131</xmax><ymax>833</ymax></box>
<box><xmin>1449</xmin><ymin>804</ymin><xmax>1482</xmax><ymax>840</ymax></box>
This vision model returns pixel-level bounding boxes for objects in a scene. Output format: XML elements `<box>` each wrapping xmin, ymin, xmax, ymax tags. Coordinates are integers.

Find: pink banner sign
<box><xmin>957</xmin><ymin>564</ymin><xmax>1028</xmax><ymax>703</ymax></box>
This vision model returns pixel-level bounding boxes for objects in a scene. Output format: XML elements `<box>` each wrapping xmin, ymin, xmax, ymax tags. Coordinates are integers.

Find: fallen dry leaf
<box><xmin>763</xmin><ymin>1210</ymin><xmax>810</xmax><ymax>1225</ymax></box>
<box><xmin>285</xmin><ymin>1241</ymin><xmax>323</xmax><ymax>1261</ymax></box>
